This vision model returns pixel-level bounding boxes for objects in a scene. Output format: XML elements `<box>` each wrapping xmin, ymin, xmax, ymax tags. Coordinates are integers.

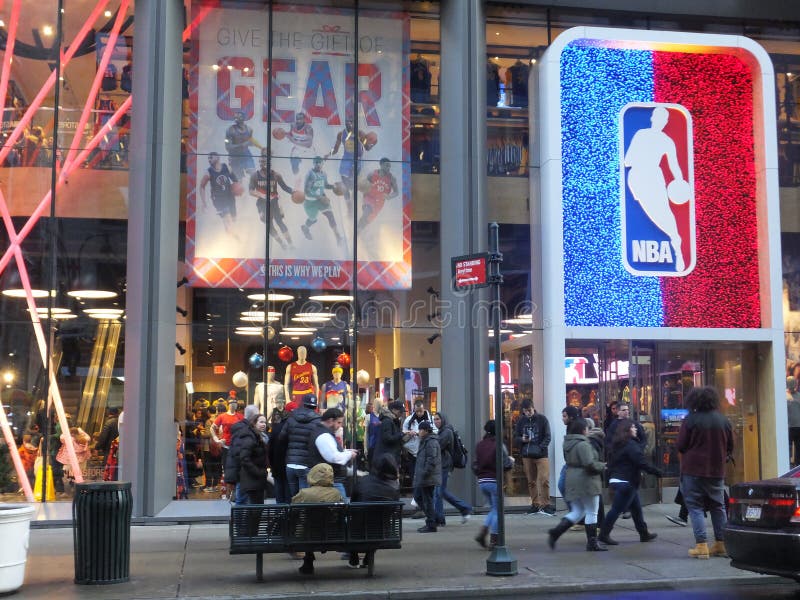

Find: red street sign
<box><xmin>452</xmin><ymin>253</ymin><xmax>491</xmax><ymax>289</ymax></box>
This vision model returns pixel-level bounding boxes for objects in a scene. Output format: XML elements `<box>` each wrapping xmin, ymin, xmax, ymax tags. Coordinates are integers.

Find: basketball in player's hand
<box><xmin>231</xmin><ymin>182</ymin><xmax>245</xmax><ymax>196</ymax></box>
<box><xmin>291</xmin><ymin>190</ymin><xmax>305</xmax><ymax>204</ymax></box>
<box><xmin>364</xmin><ymin>131</ymin><xmax>378</xmax><ymax>149</ymax></box>
<box><xmin>357</xmin><ymin>178</ymin><xmax>371</xmax><ymax>193</ymax></box>
<box><xmin>272</xmin><ymin>128</ymin><xmax>286</xmax><ymax>140</ymax></box>
<box><xmin>332</xmin><ymin>182</ymin><xmax>346</xmax><ymax>196</ymax></box>
<box><xmin>667</xmin><ymin>179</ymin><xmax>691</xmax><ymax>205</ymax></box>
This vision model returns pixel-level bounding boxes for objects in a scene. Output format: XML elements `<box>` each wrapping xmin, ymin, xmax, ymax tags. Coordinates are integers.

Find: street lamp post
<box><xmin>485</xmin><ymin>222</ymin><xmax>517</xmax><ymax>577</ymax></box>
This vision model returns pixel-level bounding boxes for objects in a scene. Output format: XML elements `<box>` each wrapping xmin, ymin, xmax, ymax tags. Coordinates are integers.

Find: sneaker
<box><xmin>301</xmin><ymin>224</ymin><xmax>312</xmax><ymax>240</ymax></box>
<box><xmin>461</xmin><ymin>512</ymin><xmax>472</xmax><ymax>524</ymax></box>
<box><xmin>621</xmin><ymin>512</ymin><xmax>632</xmax><ymax>519</ymax></box>
<box><xmin>540</xmin><ymin>506</ymin><xmax>556</xmax><ymax>516</ymax></box>
<box><xmin>526</xmin><ymin>505</ymin><xmax>540</xmax><ymax>515</ymax></box>
<box><xmin>347</xmin><ymin>555</ymin><xmax>360</xmax><ymax>569</ymax></box>
<box><xmin>411</xmin><ymin>511</ymin><xmax>425</xmax><ymax>519</ymax></box>
<box><xmin>666</xmin><ymin>515</ymin><xmax>688</xmax><ymax>527</ymax></box>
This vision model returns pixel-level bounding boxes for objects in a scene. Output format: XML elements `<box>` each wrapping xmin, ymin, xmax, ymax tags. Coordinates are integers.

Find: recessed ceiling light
<box><xmin>104</xmin><ymin>10</ymin><xmax>112</xmax><ymax>17</ymax></box>
<box><xmin>42</xmin><ymin>25</ymin><xmax>54</xmax><ymax>36</ymax></box>
<box><xmin>308</xmin><ymin>294</ymin><xmax>353</xmax><ymax>302</ymax></box>
<box><xmin>247</xmin><ymin>292</ymin><xmax>294</xmax><ymax>302</ymax></box>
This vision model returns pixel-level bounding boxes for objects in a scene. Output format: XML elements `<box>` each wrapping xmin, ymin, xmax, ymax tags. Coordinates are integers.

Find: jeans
<box><xmin>234</xmin><ymin>483</ymin><xmax>248</xmax><ymax>505</ymax></box>
<box><xmin>273</xmin><ymin>474</ymin><xmax>290</xmax><ymax>504</ymax></box>
<box><xmin>479</xmin><ymin>481</ymin><xmax>499</xmax><ymax>534</ymax></box>
<box><xmin>416</xmin><ymin>485</ymin><xmax>436</xmax><ymax>528</ymax></box>
<box><xmin>564</xmin><ymin>495</ymin><xmax>599</xmax><ymax>525</ymax></box>
<box><xmin>603</xmin><ymin>481</ymin><xmax>647</xmax><ymax>534</ymax></box>
<box><xmin>333</xmin><ymin>481</ymin><xmax>348</xmax><ymax>502</ymax></box>
<box><xmin>434</xmin><ymin>469</ymin><xmax>472</xmax><ymax>524</ymax></box>
<box><xmin>681</xmin><ymin>474</ymin><xmax>727</xmax><ymax>543</ymax></box>
<box><xmin>286</xmin><ymin>466</ymin><xmax>308</xmax><ymax>498</ymax></box>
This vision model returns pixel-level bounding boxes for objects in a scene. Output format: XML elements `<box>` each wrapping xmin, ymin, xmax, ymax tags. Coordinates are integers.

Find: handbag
<box><xmin>33</xmin><ymin>458</ymin><xmax>56</xmax><ymax>501</ymax></box>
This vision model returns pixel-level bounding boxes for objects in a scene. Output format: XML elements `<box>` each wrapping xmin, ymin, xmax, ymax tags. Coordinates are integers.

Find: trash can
<box><xmin>0</xmin><ymin>504</ymin><xmax>36</xmax><ymax>593</ymax></box>
<box><xmin>72</xmin><ymin>481</ymin><xmax>132</xmax><ymax>585</ymax></box>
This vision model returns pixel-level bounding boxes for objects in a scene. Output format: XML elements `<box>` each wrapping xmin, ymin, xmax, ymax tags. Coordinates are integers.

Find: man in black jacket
<box><xmin>307</xmin><ymin>407</ymin><xmax>358</xmax><ymax>499</ymax></box>
<box><xmin>514</xmin><ymin>399</ymin><xmax>554</xmax><ymax>515</ymax></box>
<box><xmin>372</xmin><ymin>401</ymin><xmax>405</xmax><ymax>465</ymax></box>
<box><xmin>278</xmin><ymin>393</ymin><xmax>320</xmax><ymax>496</ymax></box>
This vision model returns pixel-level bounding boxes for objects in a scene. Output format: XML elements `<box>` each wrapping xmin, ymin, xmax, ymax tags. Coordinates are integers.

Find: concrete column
<box><xmin>121</xmin><ymin>0</ymin><xmax>183</xmax><ymax>517</ymax></box>
<box><xmin>439</xmin><ymin>0</ymin><xmax>489</xmax><ymax>504</ymax></box>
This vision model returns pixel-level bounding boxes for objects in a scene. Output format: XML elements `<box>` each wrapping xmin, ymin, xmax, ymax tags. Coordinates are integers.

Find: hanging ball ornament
<box><xmin>266</xmin><ymin>325</ymin><xmax>276</xmax><ymax>340</ymax></box>
<box><xmin>336</xmin><ymin>352</ymin><xmax>351</xmax><ymax>368</ymax></box>
<box><xmin>248</xmin><ymin>353</ymin><xmax>264</xmax><ymax>369</ymax></box>
<box><xmin>311</xmin><ymin>337</ymin><xmax>327</xmax><ymax>352</ymax></box>
<box><xmin>278</xmin><ymin>345</ymin><xmax>294</xmax><ymax>363</ymax></box>
<box><xmin>232</xmin><ymin>371</ymin><xmax>248</xmax><ymax>388</ymax></box>
<box><xmin>356</xmin><ymin>369</ymin><xmax>370</xmax><ymax>387</ymax></box>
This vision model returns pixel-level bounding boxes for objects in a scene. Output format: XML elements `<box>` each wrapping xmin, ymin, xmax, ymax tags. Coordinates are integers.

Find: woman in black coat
<box><xmin>598</xmin><ymin>418</ymin><xmax>660</xmax><ymax>545</ymax></box>
<box><xmin>238</xmin><ymin>413</ymin><xmax>270</xmax><ymax>504</ymax></box>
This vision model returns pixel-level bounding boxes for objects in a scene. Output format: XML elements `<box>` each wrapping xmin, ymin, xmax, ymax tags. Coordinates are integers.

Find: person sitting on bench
<box><xmin>292</xmin><ymin>463</ymin><xmax>344</xmax><ymax>575</ymax></box>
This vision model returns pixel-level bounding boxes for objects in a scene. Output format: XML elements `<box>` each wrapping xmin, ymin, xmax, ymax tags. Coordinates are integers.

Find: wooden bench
<box><xmin>229</xmin><ymin>501</ymin><xmax>403</xmax><ymax>579</ymax></box>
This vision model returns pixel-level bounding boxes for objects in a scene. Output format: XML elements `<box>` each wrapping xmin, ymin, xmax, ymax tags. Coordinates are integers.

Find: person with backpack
<box><xmin>514</xmin><ymin>399</ymin><xmax>555</xmax><ymax>515</ymax></box>
<box><xmin>432</xmin><ymin>412</ymin><xmax>473</xmax><ymax>526</ymax></box>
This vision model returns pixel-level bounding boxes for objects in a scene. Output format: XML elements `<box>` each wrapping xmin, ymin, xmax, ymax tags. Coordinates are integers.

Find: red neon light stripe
<box><xmin>654</xmin><ymin>52</ymin><xmax>760</xmax><ymax>328</ymax></box>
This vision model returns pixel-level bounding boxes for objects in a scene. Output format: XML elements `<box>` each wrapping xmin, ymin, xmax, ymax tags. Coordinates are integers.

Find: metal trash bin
<box><xmin>72</xmin><ymin>481</ymin><xmax>132</xmax><ymax>585</ymax></box>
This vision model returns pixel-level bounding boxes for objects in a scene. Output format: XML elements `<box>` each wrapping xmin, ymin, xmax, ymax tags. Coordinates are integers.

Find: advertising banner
<box><xmin>549</xmin><ymin>30</ymin><xmax>773</xmax><ymax>327</ymax></box>
<box><xmin>186</xmin><ymin>4</ymin><xmax>411</xmax><ymax>289</ymax></box>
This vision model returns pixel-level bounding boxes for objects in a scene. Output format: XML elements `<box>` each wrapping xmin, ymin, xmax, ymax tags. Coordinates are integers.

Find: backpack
<box><xmin>450</xmin><ymin>426</ymin><xmax>468</xmax><ymax>469</ymax></box>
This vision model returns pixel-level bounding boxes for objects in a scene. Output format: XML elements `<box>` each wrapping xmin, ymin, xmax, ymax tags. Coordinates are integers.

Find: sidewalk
<box><xmin>16</xmin><ymin>503</ymin><xmax>783</xmax><ymax>600</ymax></box>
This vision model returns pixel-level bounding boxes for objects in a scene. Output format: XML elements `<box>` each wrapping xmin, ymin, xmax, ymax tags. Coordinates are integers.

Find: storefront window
<box><xmin>0</xmin><ymin>1</ymin><xmax>132</xmax><ymax>503</ymax></box>
<box><xmin>177</xmin><ymin>0</ymin><xmax>439</xmax><ymax>499</ymax></box>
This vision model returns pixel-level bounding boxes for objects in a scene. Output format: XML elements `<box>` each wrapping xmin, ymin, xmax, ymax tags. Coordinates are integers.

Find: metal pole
<box><xmin>486</xmin><ymin>222</ymin><xmax>517</xmax><ymax>576</ymax></box>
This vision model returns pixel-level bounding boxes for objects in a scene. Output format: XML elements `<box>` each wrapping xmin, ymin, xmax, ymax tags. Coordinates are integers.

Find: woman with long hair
<box><xmin>598</xmin><ymin>418</ymin><xmax>661</xmax><ymax>545</ymax></box>
<box><xmin>473</xmin><ymin>420</ymin><xmax>513</xmax><ymax>549</ymax></box>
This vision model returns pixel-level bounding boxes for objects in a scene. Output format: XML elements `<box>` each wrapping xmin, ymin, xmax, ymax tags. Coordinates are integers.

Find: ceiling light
<box><xmin>3</xmin><ymin>289</ymin><xmax>49</xmax><ymax>298</ymax></box>
<box><xmin>279</xmin><ymin>330</ymin><xmax>313</xmax><ymax>336</ymax></box>
<box><xmin>42</xmin><ymin>25</ymin><xmax>54</xmax><ymax>36</ymax></box>
<box><xmin>495</xmin><ymin>32</ymin><xmax>500</xmax><ymax>36</ymax></box>
<box><xmin>29</xmin><ymin>307</ymin><xmax>69</xmax><ymax>314</ymax></box>
<box><xmin>292</xmin><ymin>315</ymin><xmax>330</xmax><ymax>323</ymax></box>
<box><xmin>87</xmin><ymin>313</ymin><xmax>122</xmax><ymax>320</ymax></box>
<box><xmin>241</xmin><ymin>311</ymin><xmax>281</xmax><ymax>319</ymax></box>
<box><xmin>308</xmin><ymin>294</ymin><xmax>353</xmax><ymax>302</ymax></box>
<box><xmin>212</xmin><ymin>64</ymin><xmax>220</xmax><ymax>71</ymax></box>
<box><xmin>68</xmin><ymin>290</ymin><xmax>117</xmax><ymax>299</ymax></box>
<box><xmin>83</xmin><ymin>308</ymin><xmax>123</xmax><ymax>315</ymax></box>
<box><xmin>247</xmin><ymin>292</ymin><xmax>294</xmax><ymax>302</ymax></box>
<box><xmin>104</xmin><ymin>10</ymin><xmax>112</xmax><ymax>17</ymax></box>
<box><xmin>281</xmin><ymin>327</ymin><xmax>316</xmax><ymax>333</ymax></box>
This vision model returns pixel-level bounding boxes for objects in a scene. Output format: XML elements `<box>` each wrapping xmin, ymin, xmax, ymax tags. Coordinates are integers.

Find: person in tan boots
<box><xmin>676</xmin><ymin>386</ymin><xmax>733</xmax><ymax>559</ymax></box>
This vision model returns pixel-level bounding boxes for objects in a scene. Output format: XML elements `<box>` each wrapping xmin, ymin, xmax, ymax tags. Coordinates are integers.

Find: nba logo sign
<box><xmin>620</xmin><ymin>103</ymin><xmax>696</xmax><ymax>277</ymax></box>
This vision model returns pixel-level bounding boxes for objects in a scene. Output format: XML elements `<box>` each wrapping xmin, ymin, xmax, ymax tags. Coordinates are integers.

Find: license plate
<box><xmin>745</xmin><ymin>505</ymin><xmax>762</xmax><ymax>520</ymax></box>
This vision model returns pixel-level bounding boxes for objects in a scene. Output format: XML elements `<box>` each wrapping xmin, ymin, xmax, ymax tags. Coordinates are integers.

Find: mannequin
<box><xmin>508</xmin><ymin>58</ymin><xmax>530</xmax><ymax>108</ymax></box>
<box><xmin>284</xmin><ymin>345</ymin><xmax>319</xmax><ymax>403</ymax></box>
<box><xmin>253</xmin><ymin>365</ymin><xmax>285</xmax><ymax>417</ymax></box>
<box><xmin>486</xmin><ymin>58</ymin><xmax>500</xmax><ymax>107</ymax></box>
<box><xmin>323</xmin><ymin>365</ymin><xmax>350</xmax><ymax>411</ymax></box>
<box><xmin>410</xmin><ymin>53</ymin><xmax>432</xmax><ymax>103</ymax></box>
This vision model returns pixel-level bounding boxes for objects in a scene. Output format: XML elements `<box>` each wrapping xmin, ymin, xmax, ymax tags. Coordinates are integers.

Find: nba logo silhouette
<box><xmin>620</xmin><ymin>103</ymin><xmax>695</xmax><ymax>277</ymax></box>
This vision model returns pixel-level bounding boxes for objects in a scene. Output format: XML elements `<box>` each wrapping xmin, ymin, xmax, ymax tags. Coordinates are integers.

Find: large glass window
<box><xmin>0</xmin><ymin>2</ymin><xmax>131</xmax><ymax>503</ymax></box>
<box><xmin>177</xmin><ymin>0</ymin><xmax>440</xmax><ymax>500</ymax></box>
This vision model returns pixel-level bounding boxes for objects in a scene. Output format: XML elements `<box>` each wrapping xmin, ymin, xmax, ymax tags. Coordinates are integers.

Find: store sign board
<box><xmin>451</xmin><ymin>253</ymin><xmax>490</xmax><ymax>289</ymax></box>
<box><xmin>544</xmin><ymin>27</ymin><xmax>777</xmax><ymax>328</ymax></box>
<box><xmin>186</xmin><ymin>4</ymin><xmax>411</xmax><ymax>290</ymax></box>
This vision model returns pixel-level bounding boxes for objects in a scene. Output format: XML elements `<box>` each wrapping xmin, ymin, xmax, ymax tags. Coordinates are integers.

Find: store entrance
<box><xmin>566</xmin><ymin>340</ymin><xmax>760</xmax><ymax>505</ymax></box>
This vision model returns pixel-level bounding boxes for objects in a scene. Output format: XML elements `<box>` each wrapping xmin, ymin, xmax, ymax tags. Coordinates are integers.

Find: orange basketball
<box><xmin>291</xmin><ymin>190</ymin><xmax>305</xmax><ymax>204</ymax></box>
<box><xmin>357</xmin><ymin>178</ymin><xmax>371</xmax><ymax>193</ymax></box>
<box><xmin>364</xmin><ymin>131</ymin><xmax>378</xmax><ymax>148</ymax></box>
<box><xmin>272</xmin><ymin>128</ymin><xmax>286</xmax><ymax>140</ymax></box>
<box><xmin>231</xmin><ymin>182</ymin><xmax>244</xmax><ymax>196</ymax></box>
<box><xmin>332</xmin><ymin>182</ymin><xmax>346</xmax><ymax>196</ymax></box>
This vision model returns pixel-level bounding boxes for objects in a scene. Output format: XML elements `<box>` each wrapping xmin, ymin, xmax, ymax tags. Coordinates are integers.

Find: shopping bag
<box><xmin>33</xmin><ymin>460</ymin><xmax>56</xmax><ymax>501</ymax></box>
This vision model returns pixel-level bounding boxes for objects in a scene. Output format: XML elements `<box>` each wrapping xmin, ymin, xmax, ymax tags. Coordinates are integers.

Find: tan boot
<box><xmin>709</xmin><ymin>541</ymin><xmax>727</xmax><ymax>557</ymax></box>
<box><xmin>688</xmin><ymin>542</ymin><xmax>709</xmax><ymax>559</ymax></box>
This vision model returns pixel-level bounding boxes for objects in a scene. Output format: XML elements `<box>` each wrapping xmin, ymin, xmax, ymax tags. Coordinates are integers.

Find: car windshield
<box><xmin>783</xmin><ymin>465</ymin><xmax>800</xmax><ymax>478</ymax></box>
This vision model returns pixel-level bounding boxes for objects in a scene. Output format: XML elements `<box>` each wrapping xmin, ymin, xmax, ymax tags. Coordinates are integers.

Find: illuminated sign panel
<box><xmin>550</xmin><ymin>31</ymin><xmax>772</xmax><ymax>328</ymax></box>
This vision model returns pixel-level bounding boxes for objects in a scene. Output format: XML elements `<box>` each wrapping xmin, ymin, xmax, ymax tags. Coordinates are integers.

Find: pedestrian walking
<box><xmin>598</xmin><ymin>418</ymin><xmax>661</xmax><ymax>545</ymax></box>
<box><xmin>548</xmin><ymin>418</ymin><xmax>607</xmax><ymax>551</ymax></box>
<box><xmin>473</xmin><ymin>420</ymin><xmax>514</xmax><ymax>549</ymax></box>
<box><xmin>413</xmin><ymin>421</ymin><xmax>441</xmax><ymax>532</ymax></box>
<box><xmin>677</xmin><ymin>386</ymin><xmax>733</xmax><ymax>559</ymax></box>
<box><xmin>433</xmin><ymin>412</ymin><xmax>473</xmax><ymax>526</ymax></box>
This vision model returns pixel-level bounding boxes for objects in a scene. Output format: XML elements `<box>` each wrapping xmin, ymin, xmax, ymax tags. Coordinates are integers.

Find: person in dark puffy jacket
<box><xmin>371</xmin><ymin>401</ymin><xmax>405</xmax><ymax>465</ymax></box>
<box><xmin>237</xmin><ymin>413</ymin><xmax>270</xmax><ymax>504</ymax></box>
<box><xmin>225</xmin><ymin>404</ymin><xmax>260</xmax><ymax>504</ymax></box>
<box><xmin>432</xmin><ymin>412</ymin><xmax>472</xmax><ymax>526</ymax></box>
<box><xmin>278</xmin><ymin>393</ymin><xmax>321</xmax><ymax>496</ymax></box>
<box><xmin>598</xmin><ymin>418</ymin><xmax>660</xmax><ymax>545</ymax></box>
<box><xmin>413</xmin><ymin>421</ymin><xmax>441</xmax><ymax>533</ymax></box>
